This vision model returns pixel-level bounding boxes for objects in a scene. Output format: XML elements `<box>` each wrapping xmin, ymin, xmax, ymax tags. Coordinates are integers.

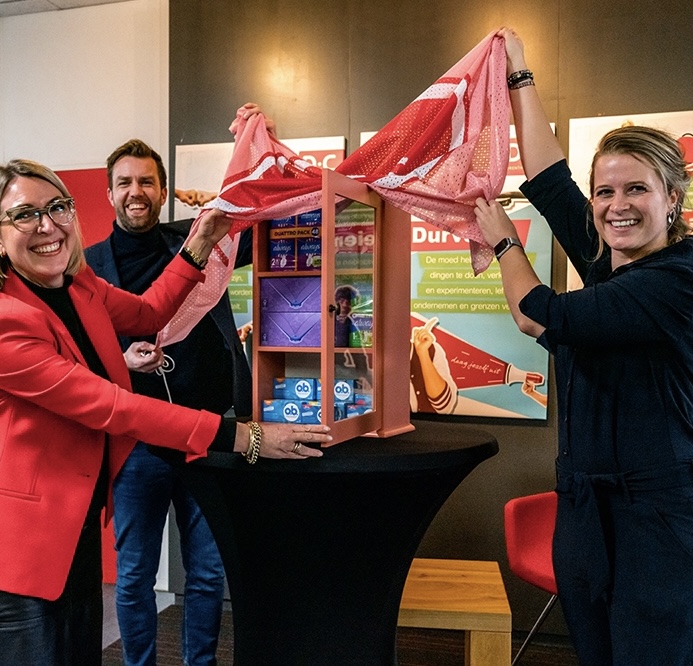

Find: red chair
<box><xmin>504</xmin><ymin>491</ymin><xmax>558</xmax><ymax>665</ymax></box>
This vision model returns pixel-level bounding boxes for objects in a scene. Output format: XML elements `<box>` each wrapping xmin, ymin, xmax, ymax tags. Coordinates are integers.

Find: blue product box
<box><xmin>353</xmin><ymin>392</ymin><xmax>373</xmax><ymax>407</ymax></box>
<box><xmin>262</xmin><ymin>399</ymin><xmax>303</xmax><ymax>423</ymax></box>
<box><xmin>345</xmin><ymin>403</ymin><xmax>373</xmax><ymax>418</ymax></box>
<box><xmin>297</xmin><ymin>209</ymin><xmax>322</xmax><ymax>226</ymax></box>
<box><xmin>270</xmin><ymin>216</ymin><xmax>296</xmax><ymax>228</ymax></box>
<box><xmin>273</xmin><ymin>377</ymin><xmax>317</xmax><ymax>401</ymax></box>
<box><xmin>333</xmin><ymin>379</ymin><xmax>357</xmax><ymax>403</ymax></box>
<box><xmin>315</xmin><ymin>379</ymin><xmax>368</xmax><ymax>402</ymax></box>
<box><xmin>300</xmin><ymin>401</ymin><xmax>322</xmax><ymax>424</ymax></box>
<box><xmin>260</xmin><ymin>311</ymin><xmax>321</xmax><ymax>347</ymax></box>
<box><xmin>301</xmin><ymin>400</ymin><xmax>347</xmax><ymax>423</ymax></box>
<box><xmin>260</xmin><ymin>276</ymin><xmax>321</xmax><ymax>312</ymax></box>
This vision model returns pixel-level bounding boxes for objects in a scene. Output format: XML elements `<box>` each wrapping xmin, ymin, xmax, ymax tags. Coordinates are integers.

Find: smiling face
<box><xmin>107</xmin><ymin>156</ymin><xmax>167</xmax><ymax>234</ymax></box>
<box><xmin>591</xmin><ymin>153</ymin><xmax>678</xmax><ymax>269</ymax></box>
<box><xmin>0</xmin><ymin>176</ymin><xmax>77</xmax><ymax>288</ymax></box>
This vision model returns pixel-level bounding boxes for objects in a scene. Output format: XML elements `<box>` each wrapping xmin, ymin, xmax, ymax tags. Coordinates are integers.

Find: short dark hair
<box><xmin>334</xmin><ymin>285</ymin><xmax>359</xmax><ymax>301</ymax></box>
<box><xmin>106</xmin><ymin>139</ymin><xmax>167</xmax><ymax>189</ymax></box>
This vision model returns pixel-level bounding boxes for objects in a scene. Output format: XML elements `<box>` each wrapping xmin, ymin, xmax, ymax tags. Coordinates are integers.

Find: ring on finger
<box><xmin>292</xmin><ymin>441</ymin><xmax>302</xmax><ymax>454</ymax></box>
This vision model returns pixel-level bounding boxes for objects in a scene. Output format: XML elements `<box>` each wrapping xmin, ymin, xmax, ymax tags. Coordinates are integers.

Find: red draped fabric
<box><xmin>158</xmin><ymin>32</ymin><xmax>509</xmax><ymax>346</ymax></box>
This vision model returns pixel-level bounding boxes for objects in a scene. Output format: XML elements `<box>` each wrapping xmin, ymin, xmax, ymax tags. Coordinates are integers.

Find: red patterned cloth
<box><xmin>158</xmin><ymin>32</ymin><xmax>509</xmax><ymax>346</ymax></box>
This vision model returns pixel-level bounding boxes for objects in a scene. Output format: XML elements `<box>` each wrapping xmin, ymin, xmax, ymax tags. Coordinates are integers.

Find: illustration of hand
<box><xmin>412</xmin><ymin>316</ymin><xmax>439</xmax><ymax>356</ymax></box>
<box><xmin>522</xmin><ymin>380</ymin><xmax>548</xmax><ymax>408</ymax></box>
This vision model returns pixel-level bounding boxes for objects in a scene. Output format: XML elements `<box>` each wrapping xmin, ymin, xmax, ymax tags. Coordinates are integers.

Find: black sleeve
<box><xmin>234</xmin><ymin>228</ymin><xmax>254</xmax><ymax>269</ymax></box>
<box><xmin>520</xmin><ymin>160</ymin><xmax>597</xmax><ymax>281</ymax></box>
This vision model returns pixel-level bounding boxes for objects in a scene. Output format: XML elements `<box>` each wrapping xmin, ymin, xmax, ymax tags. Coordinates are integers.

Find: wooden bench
<box><xmin>398</xmin><ymin>558</ymin><xmax>512</xmax><ymax>666</ymax></box>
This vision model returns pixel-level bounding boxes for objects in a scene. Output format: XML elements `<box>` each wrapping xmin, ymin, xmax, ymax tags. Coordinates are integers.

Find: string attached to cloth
<box><xmin>156</xmin><ymin>31</ymin><xmax>509</xmax><ymax>347</ymax></box>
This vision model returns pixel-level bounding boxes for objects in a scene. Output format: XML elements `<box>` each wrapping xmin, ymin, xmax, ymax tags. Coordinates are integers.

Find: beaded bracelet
<box><xmin>507</xmin><ymin>68</ymin><xmax>533</xmax><ymax>85</ymax></box>
<box><xmin>181</xmin><ymin>245</ymin><xmax>208</xmax><ymax>269</ymax></box>
<box><xmin>509</xmin><ymin>79</ymin><xmax>535</xmax><ymax>90</ymax></box>
<box><xmin>507</xmin><ymin>69</ymin><xmax>534</xmax><ymax>89</ymax></box>
<box><xmin>244</xmin><ymin>421</ymin><xmax>262</xmax><ymax>464</ymax></box>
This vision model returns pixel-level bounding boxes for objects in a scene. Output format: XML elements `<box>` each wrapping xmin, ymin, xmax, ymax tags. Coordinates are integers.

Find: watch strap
<box><xmin>493</xmin><ymin>237</ymin><xmax>524</xmax><ymax>261</ymax></box>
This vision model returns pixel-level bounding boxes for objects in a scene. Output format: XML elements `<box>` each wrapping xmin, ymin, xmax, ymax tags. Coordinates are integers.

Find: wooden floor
<box><xmin>102</xmin><ymin>599</ymin><xmax>579</xmax><ymax>666</ymax></box>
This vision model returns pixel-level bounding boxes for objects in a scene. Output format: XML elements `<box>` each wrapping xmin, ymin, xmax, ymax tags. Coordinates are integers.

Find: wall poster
<box><xmin>362</xmin><ymin>128</ymin><xmax>553</xmax><ymax>420</ymax></box>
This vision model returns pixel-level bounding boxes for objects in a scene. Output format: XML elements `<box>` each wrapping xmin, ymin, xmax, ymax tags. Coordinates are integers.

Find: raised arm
<box><xmin>500</xmin><ymin>27</ymin><xmax>565</xmax><ymax>180</ymax></box>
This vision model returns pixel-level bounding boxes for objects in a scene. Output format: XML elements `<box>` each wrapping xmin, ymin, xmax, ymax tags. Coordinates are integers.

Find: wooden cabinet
<box><xmin>252</xmin><ymin>169</ymin><xmax>414</xmax><ymax>445</ymax></box>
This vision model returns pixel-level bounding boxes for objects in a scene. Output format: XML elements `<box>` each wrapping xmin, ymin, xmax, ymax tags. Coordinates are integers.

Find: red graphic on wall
<box><xmin>56</xmin><ymin>168</ymin><xmax>113</xmax><ymax>247</ymax></box>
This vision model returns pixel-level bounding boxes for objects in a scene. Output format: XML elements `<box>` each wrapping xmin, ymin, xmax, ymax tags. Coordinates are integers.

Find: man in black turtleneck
<box><xmin>85</xmin><ymin>139</ymin><xmax>251</xmax><ymax>666</ymax></box>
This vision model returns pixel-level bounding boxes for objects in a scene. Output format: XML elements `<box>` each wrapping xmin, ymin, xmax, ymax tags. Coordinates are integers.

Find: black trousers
<box><xmin>0</xmin><ymin>520</ymin><xmax>104</xmax><ymax>666</ymax></box>
<box><xmin>554</xmin><ymin>483</ymin><xmax>693</xmax><ymax>666</ymax></box>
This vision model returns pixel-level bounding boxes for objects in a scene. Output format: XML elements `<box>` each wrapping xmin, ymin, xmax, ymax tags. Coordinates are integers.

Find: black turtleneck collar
<box><xmin>110</xmin><ymin>221</ymin><xmax>173</xmax><ymax>295</ymax></box>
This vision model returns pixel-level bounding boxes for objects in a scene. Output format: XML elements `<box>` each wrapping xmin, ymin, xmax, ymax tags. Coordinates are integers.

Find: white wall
<box><xmin>0</xmin><ymin>0</ymin><xmax>171</xmax><ymax>589</ymax></box>
<box><xmin>0</xmin><ymin>0</ymin><xmax>168</xmax><ymax>171</ymax></box>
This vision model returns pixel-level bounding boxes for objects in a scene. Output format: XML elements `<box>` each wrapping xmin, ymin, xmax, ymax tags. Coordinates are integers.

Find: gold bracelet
<box><xmin>244</xmin><ymin>421</ymin><xmax>262</xmax><ymax>464</ymax></box>
<box><xmin>181</xmin><ymin>245</ymin><xmax>208</xmax><ymax>269</ymax></box>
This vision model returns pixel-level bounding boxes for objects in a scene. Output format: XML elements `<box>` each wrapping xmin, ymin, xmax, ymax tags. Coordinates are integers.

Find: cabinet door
<box><xmin>321</xmin><ymin>169</ymin><xmax>380</xmax><ymax>443</ymax></box>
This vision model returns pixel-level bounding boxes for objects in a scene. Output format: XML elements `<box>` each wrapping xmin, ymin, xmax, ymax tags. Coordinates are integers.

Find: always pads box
<box><xmin>260</xmin><ymin>311</ymin><xmax>321</xmax><ymax>347</ymax></box>
<box><xmin>260</xmin><ymin>277</ymin><xmax>322</xmax><ymax>347</ymax></box>
<box><xmin>260</xmin><ymin>276</ymin><xmax>321</xmax><ymax>312</ymax></box>
<box><xmin>268</xmin><ymin>210</ymin><xmax>322</xmax><ymax>272</ymax></box>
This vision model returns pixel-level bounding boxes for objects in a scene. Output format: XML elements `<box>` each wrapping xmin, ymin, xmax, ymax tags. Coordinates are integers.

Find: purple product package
<box><xmin>260</xmin><ymin>311</ymin><xmax>321</xmax><ymax>347</ymax></box>
<box><xmin>260</xmin><ymin>277</ymin><xmax>321</xmax><ymax>312</ymax></box>
<box><xmin>297</xmin><ymin>236</ymin><xmax>322</xmax><ymax>271</ymax></box>
<box><xmin>269</xmin><ymin>217</ymin><xmax>297</xmax><ymax>271</ymax></box>
<box><xmin>269</xmin><ymin>237</ymin><xmax>296</xmax><ymax>271</ymax></box>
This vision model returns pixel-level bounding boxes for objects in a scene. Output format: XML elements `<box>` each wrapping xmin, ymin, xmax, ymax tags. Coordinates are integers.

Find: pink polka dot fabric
<box><xmin>158</xmin><ymin>32</ymin><xmax>509</xmax><ymax>346</ymax></box>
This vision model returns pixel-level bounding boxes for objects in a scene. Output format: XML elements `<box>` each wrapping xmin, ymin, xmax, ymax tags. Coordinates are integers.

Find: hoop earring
<box><xmin>667</xmin><ymin>210</ymin><xmax>676</xmax><ymax>228</ymax></box>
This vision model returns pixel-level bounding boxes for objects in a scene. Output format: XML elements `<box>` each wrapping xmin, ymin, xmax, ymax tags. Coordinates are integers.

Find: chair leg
<box><xmin>511</xmin><ymin>594</ymin><xmax>558</xmax><ymax>666</ymax></box>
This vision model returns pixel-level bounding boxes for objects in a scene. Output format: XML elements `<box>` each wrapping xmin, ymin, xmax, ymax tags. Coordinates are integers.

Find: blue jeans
<box><xmin>113</xmin><ymin>442</ymin><xmax>225</xmax><ymax>666</ymax></box>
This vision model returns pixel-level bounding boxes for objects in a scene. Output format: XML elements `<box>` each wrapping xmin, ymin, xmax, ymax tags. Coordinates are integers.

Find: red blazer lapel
<box><xmin>2</xmin><ymin>272</ymin><xmax>86</xmax><ymax>365</ymax></box>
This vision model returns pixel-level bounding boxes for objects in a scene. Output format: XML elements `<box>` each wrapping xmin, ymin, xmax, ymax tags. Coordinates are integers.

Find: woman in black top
<box><xmin>474</xmin><ymin>27</ymin><xmax>693</xmax><ymax>665</ymax></box>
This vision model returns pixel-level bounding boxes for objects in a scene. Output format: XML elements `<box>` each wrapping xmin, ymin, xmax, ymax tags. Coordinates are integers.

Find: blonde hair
<box><xmin>588</xmin><ymin>126</ymin><xmax>692</xmax><ymax>259</ymax></box>
<box><xmin>0</xmin><ymin>159</ymin><xmax>85</xmax><ymax>289</ymax></box>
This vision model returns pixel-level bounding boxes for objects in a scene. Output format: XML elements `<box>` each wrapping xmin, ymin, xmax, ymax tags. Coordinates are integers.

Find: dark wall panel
<box><xmin>170</xmin><ymin>0</ymin><xmax>693</xmax><ymax>636</ymax></box>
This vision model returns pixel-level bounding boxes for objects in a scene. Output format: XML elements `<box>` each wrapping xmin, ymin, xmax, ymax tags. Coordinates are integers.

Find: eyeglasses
<box><xmin>0</xmin><ymin>197</ymin><xmax>76</xmax><ymax>233</ymax></box>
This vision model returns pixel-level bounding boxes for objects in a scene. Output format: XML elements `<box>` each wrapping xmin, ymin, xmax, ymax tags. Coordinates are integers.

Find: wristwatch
<box><xmin>493</xmin><ymin>237</ymin><xmax>523</xmax><ymax>261</ymax></box>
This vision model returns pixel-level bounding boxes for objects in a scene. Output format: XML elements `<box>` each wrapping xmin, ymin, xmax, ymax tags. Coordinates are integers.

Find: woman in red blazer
<box><xmin>0</xmin><ymin>159</ymin><xmax>330</xmax><ymax>665</ymax></box>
